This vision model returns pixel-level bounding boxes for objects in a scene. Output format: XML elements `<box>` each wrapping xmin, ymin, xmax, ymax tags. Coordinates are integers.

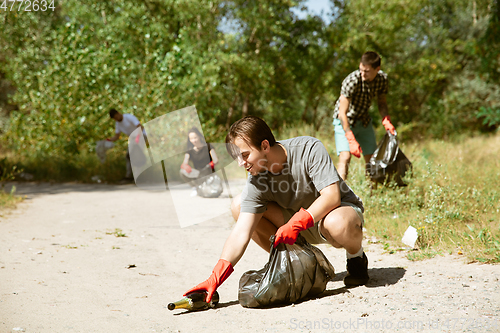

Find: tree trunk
<box><xmin>473</xmin><ymin>0</ymin><xmax>477</xmax><ymax>26</ymax></box>
<box><xmin>226</xmin><ymin>95</ymin><xmax>238</xmax><ymax>129</ymax></box>
<box><xmin>242</xmin><ymin>94</ymin><xmax>249</xmax><ymax>117</ymax></box>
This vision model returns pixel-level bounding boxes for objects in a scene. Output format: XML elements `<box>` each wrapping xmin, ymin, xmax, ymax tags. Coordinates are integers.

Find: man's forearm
<box><xmin>109</xmin><ymin>133</ymin><xmax>120</xmax><ymax>141</ymax></box>
<box><xmin>378</xmin><ymin>94</ymin><xmax>389</xmax><ymax>118</ymax></box>
<box><xmin>220</xmin><ymin>212</ymin><xmax>262</xmax><ymax>266</ymax></box>
<box><xmin>306</xmin><ymin>183</ymin><xmax>341</xmax><ymax>223</ymax></box>
<box><xmin>378</xmin><ymin>102</ymin><xmax>389</xmax><ymax>118</ymax></box>
<box><xmin>338</xmin><ymin>96</ymin><xmax>351</xmax><ymax>133</ymax></box>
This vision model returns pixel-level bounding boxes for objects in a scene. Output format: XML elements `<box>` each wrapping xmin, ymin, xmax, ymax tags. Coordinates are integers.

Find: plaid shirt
<box><xmin>333</xmin><ymin>69</ymin><xmax>388</xmax><ymax>127</ymax></box>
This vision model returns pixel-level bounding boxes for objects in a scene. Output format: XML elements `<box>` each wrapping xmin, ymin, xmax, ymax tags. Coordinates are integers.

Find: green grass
<box><xmin>0</xmin><ymin>185</ymin><xmax>24</xmax><ymax>211</ymax></box>
<box><xmin>356</xmin><ymin>134</ymin><xmax>500</xmax><ymax>263</ymax></box>
<box><xmin>1</xmin><ymin>144</ymin><xmax>130</xmax><ymax>183</ymax></box>
<box><xmin>106</xmin><ymin>228</ymin><xmax>128</xmax><ymax>237</ymax></box>
<box><xmin>278</xmin><ymin>124</ymin><xmax>500</xmax><ymax>264</ymax></box>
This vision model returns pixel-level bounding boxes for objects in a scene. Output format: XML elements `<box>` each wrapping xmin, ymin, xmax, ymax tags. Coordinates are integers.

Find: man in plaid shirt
<box><xmin>332</xmin><ymin>51</ymin><xmax>396</xmax><ymax>180</ymax></box>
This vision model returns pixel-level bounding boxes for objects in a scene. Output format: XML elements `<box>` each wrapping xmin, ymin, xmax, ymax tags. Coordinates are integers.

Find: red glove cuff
<box><xmin>293</xmin><ymin>208</ymin><xmax>315</xmax><ymax>230</ymax></box>
<box><xmin>183</xmin><ymin>259</ymin><xmax>234</xmax><ymax>302</ymax></box>
<box><xmin>181</xmin><ymin>163</ymin><xmax>192</xmax><ymax>173</ymax></box>
<box><xmin>345</xmin><ymin>130</ymin><xmax>356</xmax><ymax>141</ymax></box>
<box><xmin>212</xmin><ymin>259</ymin><xmax>233</xmax><ymax>286</ymax></box>
<box><xmin>274</xmin><ymin>208</ymin><xmax>314</xmax><ymax>247</ymax></box>
<box><xmin>382</xmin><ymin>116</ymin><xmax>396</xmax><ymax>134</ymax></box>
<box><xmin>345</xmin><ymin>131</ymin><xmax>362</xmax><ymax>158</ymax></box>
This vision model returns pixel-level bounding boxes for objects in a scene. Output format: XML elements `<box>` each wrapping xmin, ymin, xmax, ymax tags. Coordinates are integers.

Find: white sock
<box><xmin>346</xmin><ymin>246</ymin><xmax>363</xmax><ymax>259</ymax></box>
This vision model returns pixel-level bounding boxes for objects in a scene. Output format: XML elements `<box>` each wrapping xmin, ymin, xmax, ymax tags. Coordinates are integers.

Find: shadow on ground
<box><xmin>364</xmin><ymin>267</ymin><xmax>406</xmax><ymax>288</ymax></box>
<box><xmin>330</xmin><ymin>267</ymin><xmax>406</xmax><ymax>288</ymax></box>
<box><xmin>2</xmin><ymin>181</ymin><xmax>144</xmax><ymax>197</ymax></box>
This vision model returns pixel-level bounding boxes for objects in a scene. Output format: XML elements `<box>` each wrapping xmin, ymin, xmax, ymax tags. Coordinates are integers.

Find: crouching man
<box><xmin>184</xmin><ymin>116</ymin><xmax>369</xmax><ymax>302</ymax></box>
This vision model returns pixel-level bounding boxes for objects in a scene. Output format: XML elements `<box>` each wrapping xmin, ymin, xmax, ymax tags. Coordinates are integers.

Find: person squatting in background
<box><xmin>179</xmin><ymin>127</ymin><xmax>219</xmax><ymax>197</ymax></box>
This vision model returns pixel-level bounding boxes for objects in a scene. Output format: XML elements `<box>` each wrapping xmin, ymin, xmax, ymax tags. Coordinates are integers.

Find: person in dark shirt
<box><xmin>179</xmin><ymin>127</ymin><xmax>219</xmax><ymax>196</ymax></box>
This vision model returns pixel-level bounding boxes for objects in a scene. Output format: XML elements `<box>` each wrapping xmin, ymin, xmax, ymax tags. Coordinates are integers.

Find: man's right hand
<box><xmin>181</xmin><ymin>163</ymin><xmax>192</xmax><ymax>173</ymax></box>
<box><xmin>184</xmin><ymin>259</ymin><xmax>234</xmax><ymax>302</ymax></box>
<box><xmin>345</xmin><ymin>131</ymin><xmax>362</xmax><ymax>158</ymax></box>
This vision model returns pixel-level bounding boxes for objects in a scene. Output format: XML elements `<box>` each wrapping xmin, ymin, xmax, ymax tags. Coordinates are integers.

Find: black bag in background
<box><xmin>196</xmin><ymin>173</ymin><xmax>223</xmax><ymax>198</ymax></box>
<box><xmin>368</xmin><ymin>132</ymin><xmax>412</xmax><ymax>186</ymax></box>
<box><xmin>238</xmin><ymin>235</ymin><xmax>335</xmax><ymax>308</ymax></box>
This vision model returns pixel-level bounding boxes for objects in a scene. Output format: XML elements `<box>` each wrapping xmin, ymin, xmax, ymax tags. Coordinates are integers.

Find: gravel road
<box><xmin>1</xmin><ymin>182</ymin><xmax>499</xmax><ymax>333</ymax></box>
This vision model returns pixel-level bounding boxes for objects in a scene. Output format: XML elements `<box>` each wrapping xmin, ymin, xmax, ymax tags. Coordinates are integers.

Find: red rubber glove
<box><xmin>184</xmin><ymin>259</ymin><xmax>234</xmax><ymax>302</ymax></box>
<box><xmin>345</xmin><ymin>130</ymin><xmax>362</xmax><ymax>158</ymax></box>
<box><xmin>208</xmin><ymin>161</ymin><xmax>215</xmax><ymax>171</ymax></box>
<box><xmin>382</xmin><ymin>115</ymin><xmax>396</xmax><ymax>135</ymax></box>
<box><xmin>274</xmin><ymin>208</ymin><xmax>314</xmax><ymax>247</ymax></box>
<box><xmin>181</xmin><ymin>163</ymin><xmax>192</xmax><ymax>174</ymax></box>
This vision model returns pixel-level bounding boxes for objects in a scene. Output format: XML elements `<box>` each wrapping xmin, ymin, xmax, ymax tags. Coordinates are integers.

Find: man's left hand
<box><xmin>274</xmin><ymin>208</ymin><xmax>314</xmax><ymax>247</ymax></box>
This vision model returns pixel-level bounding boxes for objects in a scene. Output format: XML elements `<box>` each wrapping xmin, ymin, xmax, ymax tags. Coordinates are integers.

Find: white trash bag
<box><xmin>96</xmin><ymin>140</ymin><xmax>115</xmax><ymax>163</ymax></box>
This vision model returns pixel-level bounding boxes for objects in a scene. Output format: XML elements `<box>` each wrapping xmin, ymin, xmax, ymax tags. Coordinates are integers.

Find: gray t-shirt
<box><xmin>240</xmin><ymin>136</ymin><xmax>364</xmax><ymax>216</ymax></box>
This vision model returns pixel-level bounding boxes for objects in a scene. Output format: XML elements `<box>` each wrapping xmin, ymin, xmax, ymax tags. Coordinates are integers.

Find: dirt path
<box><xmin>1</xmin><ymin>182</ymin><xmax>499</xmax><ymax>333</ymax></box>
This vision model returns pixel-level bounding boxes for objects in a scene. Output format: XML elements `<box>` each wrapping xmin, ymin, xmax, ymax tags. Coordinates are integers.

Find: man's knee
<box><xmin>322</xmin><ymin>207</ymin><xmax>362</xmax><ymax>239</ymax></box>
<box><xmin>322</xmin><ymin>214</ymin><xmax>348</xmax><ymax>239</ymax></box>
<box><xmin>230</xmin><ymin>193</ymin><xmax>242</xmax><ymax>220</ymax></box>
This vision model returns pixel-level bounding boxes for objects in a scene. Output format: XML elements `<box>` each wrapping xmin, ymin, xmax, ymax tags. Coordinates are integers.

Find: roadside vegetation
<box><xmin>282</xmin><ymin>124</ymin><xmax>500</xmax><ymax>264</ymax></box>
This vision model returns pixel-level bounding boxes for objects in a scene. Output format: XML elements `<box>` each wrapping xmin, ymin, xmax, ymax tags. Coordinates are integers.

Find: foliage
<box><xmin>1</xmin><ymin>0</ymin><xmax>226</xmax><ymax>157</ymax></box>
<box><xmin>476</xmin><ymin>107</ymin><xmax>500</xmax><ymax>129</ymax></box>
<box><xmin>4</xmin><ymin>148</ymin><xmax>126</xmax><ymax>183</ymax></box>
<box><xmin>0</xmin><ymin>157</ymin><xmax>22</xmax><ymax>184</ymax></box>
<box><xmin>0</xmin><ymin>0</ymin><xmax>499</xmax><ymax>158</ymax></box>
<box><xmin>477</xmin><ymin>0</ymin><xmax>500</xmax><ymax>82</ymax></box>
<box><xmin>337</xmin><ymin>0</ymin><xmax>497</xmax><ymax>136</ymax></box>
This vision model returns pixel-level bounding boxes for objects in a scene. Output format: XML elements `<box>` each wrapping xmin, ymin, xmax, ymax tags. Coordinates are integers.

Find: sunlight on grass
<box><xmin>355</xmin><ymin>133</ymin><xmax>500</xmax><ymax>263</ymax></box>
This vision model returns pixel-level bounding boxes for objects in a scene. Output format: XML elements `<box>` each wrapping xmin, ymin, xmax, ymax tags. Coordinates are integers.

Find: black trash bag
<box><xmin>238</xmin><ymin>235</ymin><xmax>335</xmax><ymax>308</ymax></box>
<box><xmin>368</xmin><ymin>132</ymin><xmax>412</xmax><ymax>186</ymax></box>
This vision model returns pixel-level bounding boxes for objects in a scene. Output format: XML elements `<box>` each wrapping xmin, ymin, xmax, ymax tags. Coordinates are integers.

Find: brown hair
<box><xmin>225</xmin><ymin>116</ymin><xmax>276</xmax><ymax>159</ymax></box>
<box><xmin>186</xmin><ymin>126</ymin><xmax>207</xmax><ymax>150</ymax></box>
<box><xmin>361</xmin><ymin>51</ymin><xmax>381</xmax><ymax>69</ymax></box>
